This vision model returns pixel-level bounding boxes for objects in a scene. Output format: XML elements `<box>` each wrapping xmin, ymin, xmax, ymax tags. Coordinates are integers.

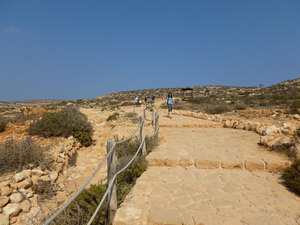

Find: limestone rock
<box><xmin>3</xmin><ymin>203</ymin><xmax>21</xmax><ymax>217</ymax></box>
<box><xmin>49</xmin><ymin>171</ymin><xmax>58</xmax><ymax>181</ymax></box>
<box><xmin>14</xmin><ymin>170</ymin><xmax>31</xmax><ymax>183</ymax></box>
<box><xmin>265</xmin><ymin>125</ymin><xmax>280</xmax><ymax>135</ymax></box>
<box><xmin>9</xmin><ymin>192</ymin><xmax>23</xmax><ymax>203</ymax></box>
<box><xmin>1</xmin><ymin>186</ymin><xmax>12</xmax><ymax>196</ymax></box>
<box><xmin>0</xmin><ymin>214</ymin><xmax>9</xmax><ymax>225</ymax></box>
<box><xmin>31</xmin><ymin>169</ymin><xmax>44</xmax><ymax>177</ymax></box>
<box><xmin>16</xmin><ymin>178</ymin><xmax>32</xmax><ymax>189</ymax></box>
<box><xmin>18</xmin><ymin>189</ymin><xmax>33</xmax><ymax>198</ymax></box>
<box><xmin>20</xmin><ymin>200</ymin><xmax>31</xmax><ymax>213</ymax></box>
<box><xmin>0</xmin><ymin>181</ymin><xmax>10</xmax><ymax>189</ymax></box>
<box><xmin>0</xmin><ymin>196</ymin><xmax>9</xmax><ymax>208</ymax></box>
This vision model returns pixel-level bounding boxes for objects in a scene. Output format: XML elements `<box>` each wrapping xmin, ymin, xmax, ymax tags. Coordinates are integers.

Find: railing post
<box><xmin>107</xmin><ymin>139</ymin><xmax>117</xmax><ymax>225</ymax></box>
<box><xmin>143</xmin><ymin>108</ymin><xmax>146</xmax><ymax>119</ymax></box>
<box><xmin>152</xmin><ymin>111</ymin><xmax>155</xmax><ymax>126</ymax></box>
<box><xmin>140</xmin><ymin>116</ymin><xmax>147</xmax><ymax>156</ymax></box>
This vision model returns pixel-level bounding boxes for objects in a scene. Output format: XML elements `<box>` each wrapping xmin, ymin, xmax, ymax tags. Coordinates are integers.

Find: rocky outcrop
<box><xmin>0</xmin><ymin>136</ymin><xmax>80</xmax><ymax>224</ymax></box>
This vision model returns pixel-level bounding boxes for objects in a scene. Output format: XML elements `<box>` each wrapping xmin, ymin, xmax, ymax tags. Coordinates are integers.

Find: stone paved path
<box><xmin>113</xmin><ymin>112</ymin><xmax>300</xmax><ymax>225</ymax></box>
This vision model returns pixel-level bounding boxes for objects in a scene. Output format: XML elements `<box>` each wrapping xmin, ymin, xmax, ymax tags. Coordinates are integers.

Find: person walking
<box><xmin>167</xmin><ymin>93</ymin><xmax>173</xmax><ymax>117</ymax></box>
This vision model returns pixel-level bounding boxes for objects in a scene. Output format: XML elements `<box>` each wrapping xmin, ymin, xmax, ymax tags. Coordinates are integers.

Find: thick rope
<box><xmin>87</xmin><ymin>137</ymin><xmax>145</xmax><ymax>225</ymax></box>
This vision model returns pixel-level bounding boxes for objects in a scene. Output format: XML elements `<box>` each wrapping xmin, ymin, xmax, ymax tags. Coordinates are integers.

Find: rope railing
<box><xmin>43</xmin><ymin>110</ymin><xmax>159</xmax><ymax>225</ymax></box>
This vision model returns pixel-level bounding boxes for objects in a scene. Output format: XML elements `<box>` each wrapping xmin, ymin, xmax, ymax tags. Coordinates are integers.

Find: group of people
<box><xmin>134</xmin><ymin>93</ymin><xmax>174</xmax><ymax>117</ymax></box>
<box><xmin>134</xmin><ymin>95</ymin><xmax>156</xmax><ymax>105</ymax></box>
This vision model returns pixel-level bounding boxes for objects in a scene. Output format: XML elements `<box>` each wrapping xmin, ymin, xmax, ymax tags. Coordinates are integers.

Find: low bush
<box><xmin>52</xmin><ymin>136</ymin><xmax>153</xmax><ymax>225</ymax></box>
<box><xmin>282</xmin><ymin>159</ymin><xmax>300</xmax><ymax>195</ymax></box>
<box><xmin>124</xmin><ymin>112</ymin><xmax>137</xmax><ymax>118</ymax></box>
<box><xmin>235</xmin><ymin>105</ymin><xmax>246</xmax><ymax>110</ymax></box>
<box><xmin>205</xmin><ymin>105</ymin><xmax>230</xmax><ymax>114</ymax></box>
<box><xmin>290</xmin><ymin>100</ymin><xmax>300</xmax><ymax>115</ymax></box>
<box><xmin>0</xmin><ymin>138</ymin><xmax>50</xmax><ymax>176</ymax></box>
<box><xmin>273</xmin><ymin>143</ymin><xmax>293</xmax><ymax>156</ymax></box>
<box><xmin>28</xmin><ymin>107</ymin><xmax>93</xmax><ymax>146</ymax></box>
<box><xmin>106</xmin><ymin>112</ymin><xmax>120</xmax><ymax>121</ymax></box>
<box><xmin>0</xmin><ymin>118</ymin><xmax>7</xmax><ymax>132</ymax></box>
<box><xmin>9</xmin><ymin>113</ymin><xmax>39</xmax><ymax>124</ymax></box>
<box><xmin>52</xmin><ymin>184</ymin><xmax>108</xmax><ymax>225</ymax></box>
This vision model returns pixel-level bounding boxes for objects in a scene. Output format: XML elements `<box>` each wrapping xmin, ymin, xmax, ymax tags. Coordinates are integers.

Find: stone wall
<box><xmin>0</xmin><ymin>136</ymin><xmax>80</xmax><ymax>225</ymax></box>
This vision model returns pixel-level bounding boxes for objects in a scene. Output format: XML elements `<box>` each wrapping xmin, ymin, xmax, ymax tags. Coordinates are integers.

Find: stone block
<box><xmin>245</xmin><ymin>161</ymin><xmax>265</xmax><ymax>171</ymax></box>
<box><xmin>147</xmin><ymin>158</ymin><xmax>165</xmax><ymax>166</ymax></box>
<box><xmin>179</xmin><ymin>159</ymin><xmax>194</xmax><ymax>168</ymax></box>
<box><xmin>266</xmin><ymin>161</ymin><xmax>288</xmax><ymax>171</ymax></box>
<box><xmin>221</xmin><ymin>161</ymin><xmax>244</xmax><ymax>169</ymax></box>
<box><xmin>164</xmin><ymin>159</ymin><xmax>178</xmax><ymax>167</ymax></box>
<box><xmin>195</xmin><ymin>159</ymin><xmax>220</xmax><ymax>169</ymax></box>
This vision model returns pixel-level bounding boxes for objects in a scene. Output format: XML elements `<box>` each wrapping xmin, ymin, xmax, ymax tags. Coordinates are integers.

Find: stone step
<box><xmin>146</xmin><ymin>156</ymin><xmax>291</xmax><ymax>171</ymax></box>
<box><xmin>159</xmin><ymin>124</ymin><xmax>223</xmax><ymax>128</ymax></box>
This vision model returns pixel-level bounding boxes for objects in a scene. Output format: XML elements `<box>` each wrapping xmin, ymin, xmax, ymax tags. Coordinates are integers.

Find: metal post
<box><xmin>140</xmin><ymin>116</ymin><xmax>147</xmax><ymax>156</ymax></box>
<box><xmin>107</xmin><ymin>139</ymin><xmax>117</xmax><ymax>225</ymax></box>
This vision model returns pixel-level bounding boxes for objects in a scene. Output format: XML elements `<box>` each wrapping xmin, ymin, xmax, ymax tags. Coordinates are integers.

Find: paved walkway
<box><xmin>113</xmin><ymin>113</ymin><xmax>300</xmax><ymax>225</ymax></box>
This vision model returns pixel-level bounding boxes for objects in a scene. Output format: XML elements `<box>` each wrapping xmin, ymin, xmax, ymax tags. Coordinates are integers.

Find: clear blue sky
<box><xmin>1</xmin><ymin>0</ymin><xmax>299</xmax><ymax>101</ymax></box>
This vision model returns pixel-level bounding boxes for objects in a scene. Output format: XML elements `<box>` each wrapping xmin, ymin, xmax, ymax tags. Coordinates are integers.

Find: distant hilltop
<box><xmin>94</xmin><ymin>78</ymin><xmax>300</xmax><ymax>100</ymax></box>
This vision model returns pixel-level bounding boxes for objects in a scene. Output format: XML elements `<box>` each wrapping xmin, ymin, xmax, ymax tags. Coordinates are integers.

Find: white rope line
<box><xmin>87</xmin><ymin>137</ymin><xmax>145</xmax><ymax>225</ymax></box>
<box><xmin>115</xmin><ymin>119</ymin><xmax>143</xmax><ymax>144</ymax></box>
<box><xmin>43</xmin><ymin>142</ymin><xmax>116</xmax><ymax>225</ymax></box>
<box><xmin>43</xmin><ymin>112</ymin><xmax>158</xmax><ymax>225</ymax></box>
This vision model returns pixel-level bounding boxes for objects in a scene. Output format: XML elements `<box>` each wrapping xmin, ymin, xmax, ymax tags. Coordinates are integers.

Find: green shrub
<box><xmin>0</xmin><ymin>119</ymin><xmax>7</xmax><ymax>132</ymax></box>
<box><xmin>282</xmin><ymin>159</ymin><xmax>300</xmax><ymax>195</ymax></box>
<box><xmin>52</xmin><ymin>184</ymin><xmax>108</xmax><ymax>225</ymax></box>
<box><xmin>124</xmin><ymin>112</ymin><xmax>137</xmax><ymax>118</ymax></box>
<box><xmin>0</xmin><ymin>138</ymin><xmax>50</xmax><ymax>176</ymax></box>
<box><xmin>235</xmin><ymin>105</ymin><xmax>246</xmax><ymax>110</ymax></box>
<box><xmin>290</xmin><ymin>100</ymin><xmax>300</xmax><ymax>115</ymax></box>
<box><xmin>205</xmin><ymin>105</ymin><xmax>230</xmax><ymax>114</ymax></box>
<box><xmin>28</xmin><ymin>107</ymin><xmax>93</xmax><ymax>146</ymax></box>
<box><xmin>106</xmin><ymin>112</ymin><xmax>120</xmax><ymax>121</ymax></box>
<box><xmin>294</xmin><ymin>127</ymin><xmax>300</xmax><ymax>139</ymax></box>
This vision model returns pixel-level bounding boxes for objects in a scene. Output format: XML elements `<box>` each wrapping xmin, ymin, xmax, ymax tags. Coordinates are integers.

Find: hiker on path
<box><xmin>167</xmin><ymin>93</ymin><xmax>173</xmax><ymax>117</ymax></box>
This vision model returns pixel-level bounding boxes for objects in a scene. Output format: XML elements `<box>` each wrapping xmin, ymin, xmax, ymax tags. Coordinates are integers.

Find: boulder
<box><xmin>3</xmin><ymin>203</ymin><xmax>21</xmax><ymax>217</ymax></box>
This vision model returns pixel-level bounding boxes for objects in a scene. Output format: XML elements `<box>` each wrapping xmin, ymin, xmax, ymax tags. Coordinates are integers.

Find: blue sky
<box><xmin>0</xmin><ymin>0</ymin><xmax>300</xmax><ymax>101</ymax></box>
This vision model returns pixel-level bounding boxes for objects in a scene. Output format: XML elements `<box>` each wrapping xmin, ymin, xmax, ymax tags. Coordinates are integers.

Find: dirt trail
<box><xmin>113</xmin><ymin>105</ymin><xmax>300</xmax><ymax>225</ymax></box>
